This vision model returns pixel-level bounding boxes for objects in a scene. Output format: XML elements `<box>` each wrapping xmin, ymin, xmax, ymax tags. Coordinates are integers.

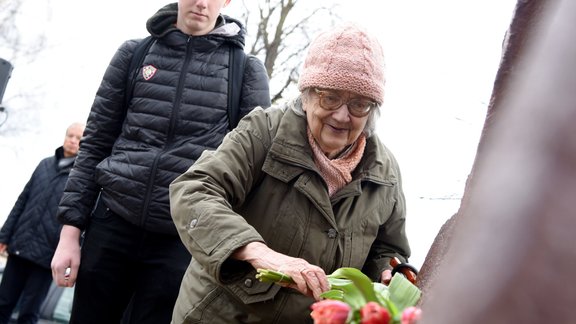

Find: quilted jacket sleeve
<box><xmin>0</xmin><ymin>169</ymin><xmax>34</xmax><ymax>243</ymax></box>
<box><xmin>56</xmin><ymin>40</ymin><xmax>139</xmax><ymax>230</ymax></box>
<box><xmin>238</xmin><ymin>55</ymin><xmax>271</xmax><ymax>118</ymax></box>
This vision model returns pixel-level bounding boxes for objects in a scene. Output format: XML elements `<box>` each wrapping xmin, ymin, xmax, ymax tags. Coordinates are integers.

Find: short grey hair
<box><xmin>291</xmin><ymin>88</ymin><xmax>380</xmax><ymax>138</ymax></box>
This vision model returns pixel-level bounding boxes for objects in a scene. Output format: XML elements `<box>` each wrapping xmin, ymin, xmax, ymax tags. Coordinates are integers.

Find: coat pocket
<box><xmin>225</xmin><ymin>269</ymin><xmax>282</xmax><ymax>304</ymax></box>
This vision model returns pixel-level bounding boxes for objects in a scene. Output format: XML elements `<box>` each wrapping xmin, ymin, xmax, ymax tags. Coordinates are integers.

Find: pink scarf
<box><xmin>307</xmin><ymin>128</ymin><xmax>366</xmax><ymax>196</ymax></box>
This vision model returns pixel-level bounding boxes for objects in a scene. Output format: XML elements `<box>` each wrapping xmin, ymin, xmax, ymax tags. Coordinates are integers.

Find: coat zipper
<box><xmin>140</xmin><ymin>37</ymin><xmax>194</xmax><ymax>227</ymax></box>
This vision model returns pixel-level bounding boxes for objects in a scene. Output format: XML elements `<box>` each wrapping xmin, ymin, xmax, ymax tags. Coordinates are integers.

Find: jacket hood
<box><xmin>146</xmin><ymin>2</ymin><xmax>246</xmax><ymax>48</ymax></box>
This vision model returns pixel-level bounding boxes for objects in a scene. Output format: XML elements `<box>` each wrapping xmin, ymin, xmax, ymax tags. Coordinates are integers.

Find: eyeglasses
<box><xmin>313</xmin><ymin>88</ymin><xmax>376</xmax><ymax>117</ymax></box>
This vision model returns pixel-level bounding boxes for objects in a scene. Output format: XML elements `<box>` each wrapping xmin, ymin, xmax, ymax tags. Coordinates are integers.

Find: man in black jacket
<box><xmin>50</xmin><ymin>1</ymin><xmax>271</xmax><ymax>323</ymax></box>
<box><xmin>0</xmin><ymin>122</ymin><xmax>84</xmax><ymax>324</ymax></box>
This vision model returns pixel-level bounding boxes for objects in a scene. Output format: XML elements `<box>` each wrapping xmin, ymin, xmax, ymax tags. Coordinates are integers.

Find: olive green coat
<box><xmin>169</xmin><ymin>101</ymin><xmax>411</xmax><ymax>323</ymax></box>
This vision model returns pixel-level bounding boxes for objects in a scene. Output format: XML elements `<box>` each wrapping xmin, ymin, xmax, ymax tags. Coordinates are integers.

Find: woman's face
<box><xmin>303</xmin><ymin>88</ymin><xmax>372</xmax><ymax>159</ymax></box>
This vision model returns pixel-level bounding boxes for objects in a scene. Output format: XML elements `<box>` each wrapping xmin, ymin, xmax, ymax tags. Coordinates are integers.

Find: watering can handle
<box><xmin>390</xmin><ymin>257</ymin><xmax>418</xmax><ymax>284</ymax></box>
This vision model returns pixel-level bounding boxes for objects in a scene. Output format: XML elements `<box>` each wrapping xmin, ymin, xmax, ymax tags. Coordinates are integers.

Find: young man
<box><xmin>0</xmin><ymin>122</ymin><xmax>84</xmax><ymax>324</ymax></box>
<box><xmin>50</xmin><ymin>1</ymin><xmax>271</xmax><ymax>323</ymax></box>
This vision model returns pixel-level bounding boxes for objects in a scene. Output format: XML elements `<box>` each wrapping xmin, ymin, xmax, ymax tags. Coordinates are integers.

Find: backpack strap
<box><xmin>123</xmin><ymin>36</ymin><xmax>156</xmax><ymax>111</ymax></box>
<box><xmin>227</xmin><ymin>46</ymin><xmax>248</xmax><ymax>130</ymax></box>
<box><xmin>124</xmin><ymin>38</ymin><xmax>245</xmax><ymax>130</ymax></box>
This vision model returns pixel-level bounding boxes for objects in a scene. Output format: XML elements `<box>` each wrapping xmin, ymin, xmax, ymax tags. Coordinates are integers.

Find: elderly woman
<box><xmin>169</xmin><ymin>23</ymin><xmax>411</xmax><ymax>323</ymax></box>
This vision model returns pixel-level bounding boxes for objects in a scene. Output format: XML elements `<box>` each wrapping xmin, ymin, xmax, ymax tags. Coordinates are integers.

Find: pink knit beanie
<box><xmin>298</xmin><ymin>23</ymin><xmax>385</xmax><ymax>104</ymax></box>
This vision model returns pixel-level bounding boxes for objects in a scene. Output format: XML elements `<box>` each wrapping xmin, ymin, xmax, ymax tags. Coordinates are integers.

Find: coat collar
<box><xmin>263</xmin><ymin>101</ymin><xmax>398</xmax><ymax>189</ymax></box>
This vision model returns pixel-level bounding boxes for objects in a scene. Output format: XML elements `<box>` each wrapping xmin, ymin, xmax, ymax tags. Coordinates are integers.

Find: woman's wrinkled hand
<box><xmin>233</xmin><ymin>242</ymin><xmax>330</xmax><ymax>300</ymax></box>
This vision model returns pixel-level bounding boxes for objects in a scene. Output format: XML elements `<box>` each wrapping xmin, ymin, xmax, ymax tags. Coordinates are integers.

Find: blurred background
<box><xmin>0</xmin><ymin>0</ymin><xmax>517</xmax><ymax>268</ymax></box>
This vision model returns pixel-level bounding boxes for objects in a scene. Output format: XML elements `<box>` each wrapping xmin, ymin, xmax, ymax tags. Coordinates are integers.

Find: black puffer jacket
<box><xmin>57</xmin><ymin>4</ymin><xmax>271</xmax><ymax>235</ymax></box>
<box><xmin>0</xmin><ymin>147</ymin><xmax>75</xmax><ymax>269</ymax></box>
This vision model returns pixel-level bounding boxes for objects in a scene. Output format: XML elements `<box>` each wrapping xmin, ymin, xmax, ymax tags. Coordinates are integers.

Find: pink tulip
<box><xmin>401</xmin><ymin>306</ymin><xmax>422</xmax><ymax>324</ymax></box>
<box><xmin>360</xmin><ymin>301</ymin><xmax>391</xmax><ymax>324</ymax></box>
<box><xmin>310</xmin><ymin>300</ymin><xmax>351</xmax><ymax>324</ymax></box>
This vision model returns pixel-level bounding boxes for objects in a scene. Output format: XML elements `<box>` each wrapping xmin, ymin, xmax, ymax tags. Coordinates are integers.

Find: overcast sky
<box><xmin>0</xmin><ymin>0</ymin><xmax>517</xmax><ymax>268</ymax></box>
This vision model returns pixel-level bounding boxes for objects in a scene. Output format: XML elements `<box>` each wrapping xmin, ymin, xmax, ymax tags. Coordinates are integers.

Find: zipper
<box><xmin>140</xmin><ymin>36</ymin><xmax>194</xmax><ymax>227</ymax></box>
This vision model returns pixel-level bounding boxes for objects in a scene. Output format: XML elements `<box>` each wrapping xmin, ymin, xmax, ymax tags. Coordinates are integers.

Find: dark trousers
<box><xmin>0</xmin><ymin>255</ymin><xmax>52</xmax><ymax>324</ymax></box>
<box><xmin>69</xmin><ymin>206</ymin><xmax>191</xmax><ymax>324</ymax></box>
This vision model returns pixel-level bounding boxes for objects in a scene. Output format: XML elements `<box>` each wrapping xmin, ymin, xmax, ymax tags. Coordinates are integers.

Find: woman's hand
<box><xmin>380</xmin><ymin>269</ymin><xmax>393</xmax><ymax>285</ymax></box>
<box><xmin>233</xmin><ymin>242</ymin><xmax>330</xmax><ymax>300</ymax></box>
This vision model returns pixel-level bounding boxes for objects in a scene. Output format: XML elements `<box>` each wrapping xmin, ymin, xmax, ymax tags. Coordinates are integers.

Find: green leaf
<box><xmin>328</xmin><ymin>268</ymin><xmax>379</xmax><ymax>303</ymax></box>
<box><xmin>319</xmin><ymin>289</ymin><xmax>344</xmax><ymax>300</ymax></box>
<box><xmin>388</xmin><ymin>273</ymin><xmax>421</xmax><ymax>311</ymax></box>
<box><xmin>372</xmin><ymin>282</ymin><xmax>390</xmax><ymax>305</ymax></box>
<box><xmin>320</xmin><ymin>280</ymin><xmax>366</xmax><ymax>310</ymax></box>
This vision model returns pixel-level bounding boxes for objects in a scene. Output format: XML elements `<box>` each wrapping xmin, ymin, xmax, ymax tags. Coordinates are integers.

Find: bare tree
<box><xmin>236</xmin><ymin>0</ymin><xmax>340</xmax><ymax>103</ymax></box>
<box><xmin>0</xmin><ymin>0</ymin><xmax>49</xmax><ymax>132</ymax></box>
<box><xmin>0</xmin><ymin>0</ymin><xmax>23</xmax><ymax>61</ymax></box>
<box><xmin>0</xmin><ymin>0</ymin><xmax>47</xmax><ymax>63</ymax></box>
